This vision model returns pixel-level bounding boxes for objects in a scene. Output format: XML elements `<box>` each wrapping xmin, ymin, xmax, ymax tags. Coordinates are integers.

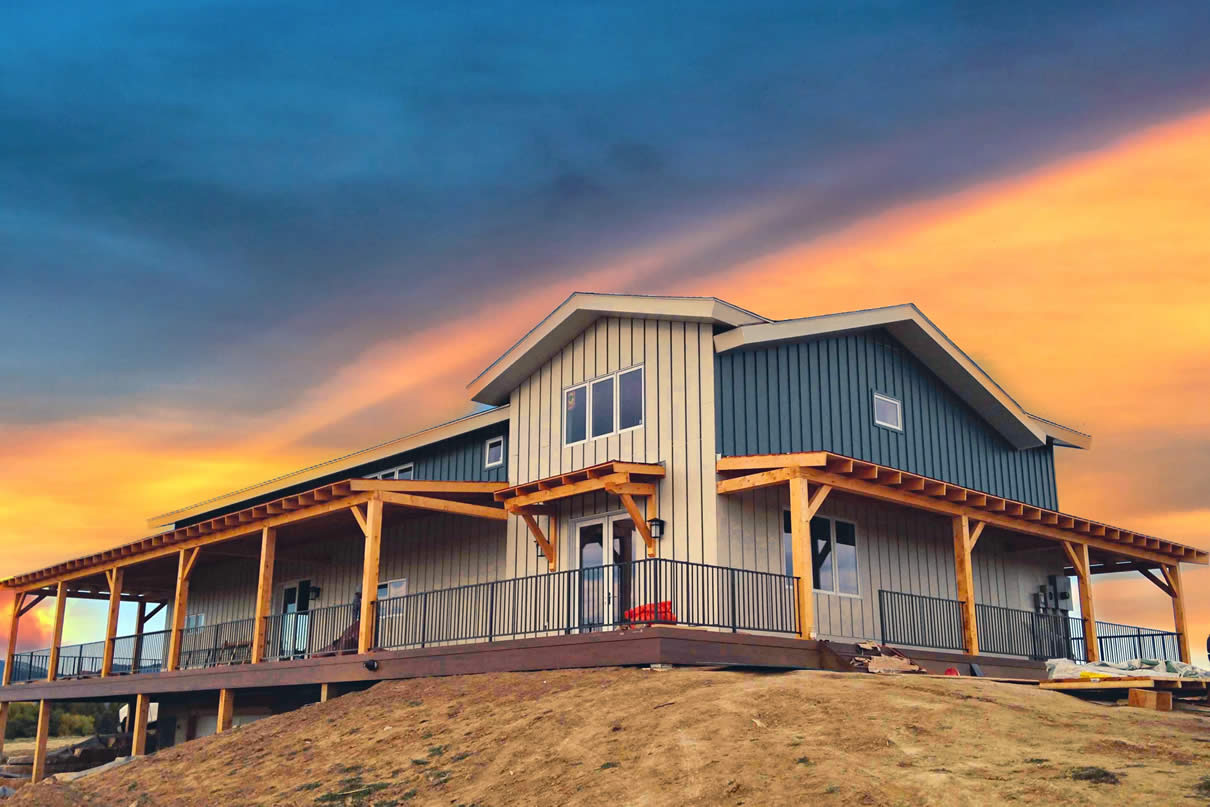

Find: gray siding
<box><xmin>715</xmin><ymin>329</ymin><xmax>1058</xmax><ymax>509</ymax></box>
<box><xmin>717</xmin><ymin>490</ymin><xmax>1064</xmax><ymax>643</ymax></box>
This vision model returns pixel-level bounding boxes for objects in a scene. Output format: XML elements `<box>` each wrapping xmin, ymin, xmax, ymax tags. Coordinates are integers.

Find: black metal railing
<box><xmin>262</xmin><ymin>602</ymin><xmax>360</xmax><ymax>663</ymax></box>
<box><xmin>878</xmin><ymin>590</ymin><xmax>966</xmax><ymax>651</ymax></box>
<box><xmin>879</xmin><ymin>589</ymin><xmax>1183</xmax><ymax>662</ymax></box>
<box><xmin>109</xmin><ymin>629</ymin><xmax>170</xmax><ymax>675</ymax></box>
<box><xmin>1067</xmin><ymin>617</ymin><xmax>1181</xmax><ymax>664</ymax></box>
<box><xmin>178</xmin><ymin>618</ymin><xmax>257</xmax><ymax>670</ymax></box>
<box><xmin>8</xmin><ymin>649</ymin><xmax>51</xmax><ymax>683</ymax></box>
<box><xmin>53</xmin><ymin>640</ymin><xmax>107</xmax><ymax>679</ymax></box>
<box><xmin>374</xmin><ymin>558</ymin><xmax>800</xmax><ymax>651</ymax></box>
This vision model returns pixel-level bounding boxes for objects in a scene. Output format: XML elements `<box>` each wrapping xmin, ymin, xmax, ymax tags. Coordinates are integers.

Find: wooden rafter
<box><xmin>1138</xmin><ymin>567</ymin><xmax>1174</xmax><ymax>598</ymax></box>
<box><xmin>715</xmin><ymin>452</ymin><xmax>1203</xmax><ymax>567</ymax></box>
<box><xmin>378</xmin><ymin>491</ymin><xmax>508</xmax><ymax>521</ymax></box>
<box><xmin>969</xmin><ymin>520</ymin><xmax>986</xmax><ymax>549</ymax></box>
<box><xmin>349</xmin><ymin>479</ymin><xmax>505</xmax><ymax>494</ymax></box>
<box><xmin>518</xmin><ymin>512</ymin><xmax>557</xmax><ymax>571</ymax></box>
<box><xmin>494</xmin><ymin>461</ymin><xmax>665</xmax><ymax>503</ymax></box>
<box><xmin>617</xmin><ymin>493</ymin><xmax>656</xmax><ymax>557</ymax></box>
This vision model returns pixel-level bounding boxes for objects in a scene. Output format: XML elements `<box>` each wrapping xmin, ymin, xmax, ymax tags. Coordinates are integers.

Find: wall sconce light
<box><xmin>647</xmin><ymin>518</ymin><xmax>665</xmax><ymax>540</ymax></box>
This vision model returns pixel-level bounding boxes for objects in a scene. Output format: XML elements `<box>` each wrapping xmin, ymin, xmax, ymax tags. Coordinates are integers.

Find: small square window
<box><xmin>873</xmin><ymin>393</ymin><xmax>902</xmax><ymax>431</ymax></box>
<box><xmin>484</xmin><ymin>436</ymin><xmax>504</xmax><ymax>468</ymax></box>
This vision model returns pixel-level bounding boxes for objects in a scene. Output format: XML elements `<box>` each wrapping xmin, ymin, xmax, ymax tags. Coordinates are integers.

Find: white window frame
<box><xmin>563</xmin><ymin>365</ymin><xmax>644</xmax><ymax>446</ymax></box>
<box><xmin>373</xmin><ymin>463</ymin><xmax>414</xmax><ymax>481</ymax></box>
<box><xmin>184</xmin><ymin>613</ymin><xmax>205</xmax><ymax>630</ymax></box>
<box><xmin>782</xmin><ymin>511</ymin><xmax>861</xmax><ymax>598</ymax></box>
<box><xmin>872</xmin><ymin>392</ymin><xmax>903</xmax><ymax>432</ymax></box>
<box><xmin>376</xmin><ymin>577</ymin><xmax>409</xmax><ymax>600</ymax></box>
<box><xmin>484</xmin><ymin>435</ymin><xmax>505</xmax><ymax>469</ymax></box>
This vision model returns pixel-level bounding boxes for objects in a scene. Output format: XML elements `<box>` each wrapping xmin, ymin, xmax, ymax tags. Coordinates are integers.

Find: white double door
<box><xmin>576</xmin><ymin>514</ymin><xmax>636</xmax><ymax>630</ymax></box>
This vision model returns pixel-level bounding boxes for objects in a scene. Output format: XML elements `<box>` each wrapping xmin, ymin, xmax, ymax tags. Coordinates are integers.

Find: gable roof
<box><xmin>146</xmin><ymin>406</ymin><xmax>509</xmax><ymax>529</ymax></box>
<box><xmin>713</xmin><ymin>303</ymin><xmax>1090</xmax><ymax>451</ymax></box>
<box><xmin>468</xmin><ymin>292</ymin><xmax>768</xmax><ymax>405</ymax></box>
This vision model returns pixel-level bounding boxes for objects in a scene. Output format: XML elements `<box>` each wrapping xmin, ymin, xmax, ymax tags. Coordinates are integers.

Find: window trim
<box><xmin>376</xmin><ymin>576</ymin><xmax>409</xmax><ymax>600</ymax></box>
<box><xmin>781</xmin><ymin>510</ymin><xmax>861</xmax><ymax>598</ymax></box>
<box><xmin>872</xmin><ymin>392</ymin><xmax>903</xmax><ymax>432</ymax></box>
<box><xmin>184</xmin><ymin>613</ymin><xmax>205</xmax><ymax>630</ymax></box>
<box><xmin>484</xmin><ymin>435</ymin><xmax>505</xmax><ymax>469</ymax></box>
<box><xmin>372</xmin><ymin>463</ymin><xmax>414</xmax><ymax>481</ymax></box>
<box><xmin>563</xmin><ymin>365</ymin><xmax>645</xmax><ymax>446</ymax></box>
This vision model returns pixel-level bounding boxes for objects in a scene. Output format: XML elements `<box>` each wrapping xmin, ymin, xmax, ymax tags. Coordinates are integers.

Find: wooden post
<box><xmin>951</xmin><ymin>515</ymin><xmax>979</xmax><ymax>656</ymax></box>
<box><xmin>217</xmin><ymin>688</ymin><xmax>234</xmax><ymax>733</ymax></box>
<box><xmin>166</xmin><ymin>547</ymin><xmax>200</xmax><ymax>671</ymax></box>
<box><xmin>46</xmin><ymin>582</ymin><xmax>67</xmax><ymax>682</ymax></box>
<box><xmin>30</xmin><ymin>699</ymin><xmax>51</xmax><ymax>783</ymax></box>
<box><xmin>1062</xmin><ymin>541</ymin><xmax>1099</xmax><ymax>662</ymax></box>
<box><xmin>0</xmin><ymin>702</ymin><xmax>8</xmax><ymax>758</ymax></box>
<box><xmin>131</xmin><ymin>693</ymin><xmax>151</xmax><ymax>756</ymax></box>
<box><xmin>101</xmin><ymin>568</ymin><xmax>124</xmax><ymax>677</ymax></box>
<box><xmin>3</xmin><ymin>592</ymin><xmax>22</xmax><ymax>686</ymax></box>
<box><xmin>788</xmin><ymin>475</ymin><xmax>831</xmax><ymax>640</ymax></box>
<box><xmin>250</xmin><ymin>527</ymin><xmax>277</xmax><ymax>664</ymax></box>
<box><xmin>320</xmin><ymin>682</ymin><xmax>330</xmax><ymax>703</ymax></box>
<box><xmin>1162</xmin><ymin>564</ymin><xmax>1191</xmax><ymax>664</ymax></box>
<box><xmin>358</xmin><ymin>496</ymin><xmax>384</xmax><ymax>654</ymax></box>
<box><xmin>132</xmin><ymin>600</ymin><xmax>147</xmax><ymax>673</ymax></box>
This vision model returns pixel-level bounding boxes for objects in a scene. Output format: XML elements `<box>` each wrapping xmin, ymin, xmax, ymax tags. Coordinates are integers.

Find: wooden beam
<box><xmin>711</xmin><ymin>454</ymin><xmax>827</xmax><ymax>474</ymax></box>
<box><xmin>166</xmin><ymin>547</ymin><xmax>199</xmax><ymax>671</ymax></box>
<box><xmin>1062</xmin><ymin>541</ymin><xmax>1099</xmax><ymax>663</ymax></box>
<box><xmin>795</xmin><ymin>466</ymin><xmax>1181</xmax><ymax>567</ymax></box>
<box><xmin>378</xmin><ymin>491</ymin><xmax>508</xmax><ymax>521</ymax></box>
<box><xmin>503</xmin><ymin>472</ymin><xmax>631</xmax><ymax>509</ymax></box>
<box><xmin>951</xmin><ymin>516</ymin><xmax>979</xmax><ymax>656</ymax></box>
<box><xmin>17</xmin><ymin>593</ymin><xmax>44</xmax><ymax>618</ymax></box>
<box><xmin>2</xmin><ymin>592</ymin><xmax>22</xmax><ymax>686</ymax></box>
<box><xmin>0</xmin><ymin>702</ymin><xmax>7</xmax><ymax>759</ymax></box>
<box><xmin>350</xmin><ymin>503</ymin><xmax>368</xmax><ymax>536</ymax></box>
<box><xmin>320</xmin><ymin>682</ymin><xmax>330</xmax><ymax>703</ymax></box>
<box><xmin>806</xmin><ymin>483</ymin><xmax>832</xmax><ymax>519</ymax></box>
<box><xmin>968</xmin><ymin>521</ymin><xmax>986</xmax><ymax>550</ymax></box>
<box><xmin>30</xmin><ymin>700</ymin><xmax>51</xmax><ymax>783</ymax></box>
<box><xmin>788</xmin><ymin>475</ymin><xmax>816</xmax><ymax>640</ymax></box>
<box><xmin>1138</xmin><ymin>567</ymin><xmax>1175</xmax><ymax>598</ymax></box>
<box><xmin>1161</xmin><ymin>565</ymin><xmax>1191</xmax><ymax>664</ymax></box>
<box><xmin>715</xmin><ymin>467</ymin><xmax>797</xmax><ymax>495</ymax></box>
<box><xmin>250</xmin><ymin>527</ymin><xmax>276</xmax><ymax>664</ymax></box>
<box><xmin>131</xmin><ymin>693</ymin><xmax>150</xmax><ymax>756</ymax></box>
<box><xmin>601</xmin><ymin>481</ymin><xmax>657</xmax><ymax>498</ymax></box>
<box><xmin>618</xmin><ymin>493</ymin><xmax>656</xmax><ymax>557</ymax></box>
<box><xmin>217</xmin><ymin>688</ymin><xmax>235</xmax><ymax>733</ymax></box>
<box><xmin>358</xmin><ymin>496</ymin><xmax>384</xmax><ymax>654</ymax></box>
<box><xmin>349</xmin><ymin>479</ymin><xmax>505</xmax><ymax>494</ymax></box>
<box><xmin>101</xmin><ymin>567</ymin><xmax>124</xmax><ymax>677</ymax></box>
<box><xmin>46</xmin><ymin>582</ymin><xmax>67</xmax><ymax>682</ymax></box>
<box><xmin>519</xmin><ymin>512</ymin><xmax>557</xmax><ymax>572</ymax></box>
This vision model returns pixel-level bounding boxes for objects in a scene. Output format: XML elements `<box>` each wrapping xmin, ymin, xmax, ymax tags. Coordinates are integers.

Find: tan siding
<box><xmin>505</xmin><ymin>316</ymin><xmax>718</xmax><ymax>568</ymax></box>
<box><xmin>716</xmin><ymin>489</ymin><xmax>1066</xmax><ymax>642</ymax></box>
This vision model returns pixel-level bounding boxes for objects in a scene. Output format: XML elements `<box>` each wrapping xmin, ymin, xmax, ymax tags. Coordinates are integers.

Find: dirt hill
<box><xmin>9</xmin><ymin>667</ymin><xmax>1210</xmax><ymax>806</ymax></box>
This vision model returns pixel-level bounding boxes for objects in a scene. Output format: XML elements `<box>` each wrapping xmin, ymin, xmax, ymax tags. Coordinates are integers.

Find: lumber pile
<box><xmin>851</xmin><ymin>643</ymin><xmax>923</xmax><ymax>674</ymax></box>
<box><xmin>0</xmin><ymin>734</ymin><xmax>128</xmax><ymax>779</ymax></box>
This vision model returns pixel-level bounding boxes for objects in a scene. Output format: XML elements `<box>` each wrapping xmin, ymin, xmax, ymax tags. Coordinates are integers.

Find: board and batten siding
<box><xmin>183</xmin><ymin>513</ymin><xmax>506</xmax><ymax>625</ymax></box>
<box><xmin>715</xmin><ymin>329</ymin><xmax>1059</xmax><ymax>510</ymax></box>
<box><xmin>717</xmin><ymin>489</ymin><xmax>1064</xmax><ymax>643</ymax></box>
<box><xmin>505</xmin><ymin>316</ymin><xmax>718</xmax><ymax>577</ymax></box>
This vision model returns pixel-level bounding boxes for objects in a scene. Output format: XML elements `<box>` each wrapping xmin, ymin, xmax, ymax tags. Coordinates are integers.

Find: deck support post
<box><xmin>131</xmin><ymin>693</ymin><xmax>151</xmax><ymax>756</ymax></box>
<box><xmin>320</xmin><ymin>682</ymin><xmax>331</xmax><ymax>703</ymax></box>
<box><xmin>217</xmin><ymin>688</ymin><xmax>235</xmax><ymax>733</ymax></box>
<box><xmin>166</xmin><ymin>547</ymin><xmax>201</xmax><ymax>671</ymax></box>
<box><xmin>951</xmin><ymin>515</ymin><xmax>979</xmax><ymax>656</ymax></box>
<box><xmin>30</xmin><ymin>699</ymin><xmax>51</xmax><ymax>783</ymax></box>
<box><xmin>1161</xmin><ymin>564</ymin><xmax>1190</xmax><ymax>663</ymax></box>
<box><xmin>101</xmin><ymin>567</ymin><xmax>124</xmax><ymax>677</ymax></box>
<box><xmin>2</xmin><ymin>592</ymin><xmax>23</xmax><ymax>686</ymax></box>
<box><xmin>357</xmin><ymin>496</ymin><xmax>384</xmax><ymax>654</ymax></box>
<box><xmin>46</xmin><ymin>582</ymin><xmax>68</xmax><ymax>681</ymax></box>
<box><xmin>0</xmin><ymin>702</ymin><xmax>8</xmax><ymax>758</ymax></box>
<box><xmin>250</xmin><ymin>527</ymin><xmax>277</xmax><ymax>664</ymax></box>
<box><xmin>789</xmin><ymin>475</ymin><xmax>831</xmax><ymax>640</ymax></box>
<box><xmin>1061</xmin><ymin>540</ymin><xmax>1099</xmax><ymax>662</ymax></box>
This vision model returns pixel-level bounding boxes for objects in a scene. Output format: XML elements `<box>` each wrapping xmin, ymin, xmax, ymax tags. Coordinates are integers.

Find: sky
<box><xmin>2</xmin><ymin>2</ymin><xmax>1209</xmax><ymax>663</ymax></box>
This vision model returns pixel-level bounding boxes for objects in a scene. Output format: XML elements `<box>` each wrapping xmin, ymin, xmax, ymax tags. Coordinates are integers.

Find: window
<box><xmin>373</xmin><ymin>463</ymin><xmax>413</xmax><ymax>481</ymax></box>
<box><xmin>484</xmin><ymin>436</ymin><xmax>504</xmax><ymax>468</ymax></box>
<box><xmin>873</xmin><ymin>393</ymin><xmax>902</xmax><ymax>431</ymax></box>
<box><xmin>564</xmin><ymin>366</ymin><xmax>644</xmax><ymax>445</ymax></box>
<box><xmin>782</xmin><ymin>512</ymin><xmax>859</xmax><ymax>595</ymax></box>
<box><xmin>376</xmin><ymin>577</ymin><xmax>408</xmax><ymax>600</ymax></box>
<box><xmin>184</xmin><ymin>613</ymin><xmax>205</xmax><ymax>630</ymax></box>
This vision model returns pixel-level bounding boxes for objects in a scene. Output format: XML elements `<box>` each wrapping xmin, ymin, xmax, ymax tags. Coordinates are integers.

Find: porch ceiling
<box><xmin>1</xmin><ymin>479</ymin><xmax>508</xmax><ymax>591</ymax></box>
<box><xmin>716</xmin><ymin>451</ymin><xmax>1207</xmax><ymax>568</ymax></box>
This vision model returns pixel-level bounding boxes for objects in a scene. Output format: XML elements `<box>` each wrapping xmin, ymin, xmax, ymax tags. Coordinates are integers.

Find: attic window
<box><xmin>484</xmin><ymin>436</ymin><xmax>504</xmax><ymax>469</ymax></box>
<box><xmin>374</xmin><ymin>463</ymin><xmax>414</xmax><ymax>480</ymax></box>
<box><xmin>873</xmin><ymin>393</ymin><xmax>903</xmax><ymax>431</ymax></box>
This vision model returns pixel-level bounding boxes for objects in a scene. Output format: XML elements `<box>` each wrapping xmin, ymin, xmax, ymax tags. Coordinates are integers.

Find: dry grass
<box><xmin>3</xmin><ymin>735</ymin><xmax>92</xmax><ymax>756</ymax></box>
<box><xmin>10</xmin><ymin>667</ymin><xmax>1210</xmax><ymax>806</ymax></box>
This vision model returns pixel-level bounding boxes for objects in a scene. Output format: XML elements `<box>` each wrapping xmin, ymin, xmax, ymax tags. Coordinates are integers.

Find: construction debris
<box><xmin>0</xmin><ymin>735</ymin><xmax>128</xmax><ymax>780</ymax></box>
<box><xmin>851</xmin><ymin>643</ymin><xmax>923</xmax><ymax>674</ymax></box>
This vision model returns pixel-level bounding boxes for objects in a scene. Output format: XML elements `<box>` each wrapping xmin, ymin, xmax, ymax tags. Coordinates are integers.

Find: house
<box><xmin>1</xmin><ymin>293</ymin><xmax>1203</xmax><ymax>781</ymax></box>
